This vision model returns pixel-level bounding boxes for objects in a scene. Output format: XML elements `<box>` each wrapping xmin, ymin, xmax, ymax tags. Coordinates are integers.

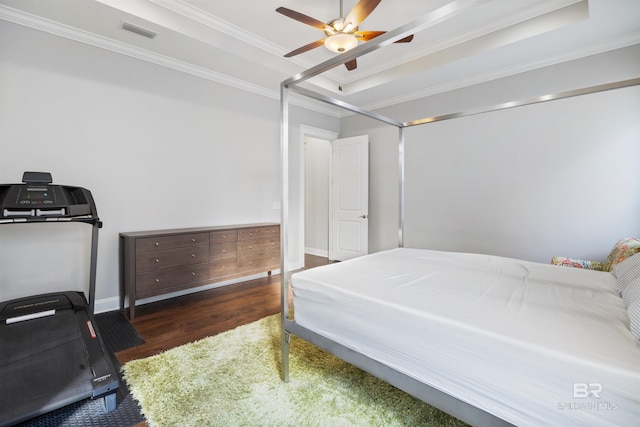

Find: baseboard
<box><xmin>94</xmin><ymin>296</ymin><xmax>121</xmax><ymax>314</ymax></box>
<box><xmin>305</xmin><ymin>247</ymin><xmax>329</xmax><ymax>258</ymax></box>
<box><xmin>94</xmin><ymin>270</ymin><xmax>280</xmax><ymax>314</ymax></box>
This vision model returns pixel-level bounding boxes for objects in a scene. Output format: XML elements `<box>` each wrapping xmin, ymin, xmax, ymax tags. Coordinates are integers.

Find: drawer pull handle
<box><xmin>222</xmin><ymin>266</ymin><xmax>226</xmax><ymax>270</ymax></box>
<box><xmin>222</xmin><ymin>250</ymin><xmax>227</xmax><ymax>253</ymax></box>
<box><xmin>155</xmin><ymin>242</ymin><xmax>159</xmax><ymax>247</ymax></box>
<box><xmin>191</xmin><ymin>254</ymin><xmax>196</xmax><ymax>258</ymax></box>
<box><xmin>191</xmin><ymin>272</ymin><xmax>196</xmax><ymax>276</ymax></box>
<box><xmin>192</xmin><ymin>238</ymin><xmax>196</xmax><ymax>242</ymax></box>
<box><xmin>249</xmin><ymin>246</ymin><xmax>253</xmax><ymax>249</ymax></box>
<box><xmin>155</xmin><ymin>279</ymin><xmax>160</xmax><ymax>283</ymax></box>
<box><xmin>223</xmin><ymin>235</ymin><xmax>227</xmax><ymax>239</ymax></box>
<box><xmin>155</xmin><ymin>259</ymin><xmax>160</xmax><ymax>263</ymax></box>
<box><xmin>249</xmin><ymin>261</ymin><xmax>253</xmax><ymax>265</ymax></box>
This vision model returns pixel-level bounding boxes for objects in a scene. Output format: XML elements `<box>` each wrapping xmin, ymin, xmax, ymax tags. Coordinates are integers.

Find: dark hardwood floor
<box><xmin>116</xmin><ymin>254</ymin><xmax>331</xmax><ymax>427</ymax></box>
<box><xmin>116</xmin><ymin>254</ymin><xmax>331</xmax><ymax>365</ymax></box>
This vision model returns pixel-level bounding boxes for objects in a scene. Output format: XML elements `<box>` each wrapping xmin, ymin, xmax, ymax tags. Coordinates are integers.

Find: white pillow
<box><xmin>628</xmin><ymin>300</ymin><xmax>640</xmax><ymax>340</ymax></box>
<box><xmin>622</xmin><ymin>280</ymin><xmax>640</xmax><ymax>307</ymax></box>
<box><xmin>612</xmin><ymin>252</ymin><xmax>640</xmax><ymax>293</ymax></box>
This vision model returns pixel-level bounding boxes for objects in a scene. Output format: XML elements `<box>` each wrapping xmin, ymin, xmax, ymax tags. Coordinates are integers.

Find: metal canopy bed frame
<box><xmin>278</xmin><ymin>2</ymin><xmax>640</xmax><ymax>425</ymax></box>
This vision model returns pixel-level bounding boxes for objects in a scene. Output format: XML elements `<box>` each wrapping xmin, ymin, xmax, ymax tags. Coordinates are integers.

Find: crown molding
<box><xmin>149</xmin><ymin>0</ymin><xmax>333</xmax><ymax>77</ymax></box>
<box><xmin>341</xmin><ymin>0</ymin><xmax>586</xmax><ymax>86</ymax></box>
<box><xmin>4</xmin><ymin>2</ymin><xmax>634</xmax><ymax>120</ymax></box>
<box><xmin>150</xmin><ymin>0</ymin><xmax>283</xmax><ymax>56</ymax></box>
<box><xmin>0</xmin><ymin>4</ymin><xmax>341</xmax><ymax>118</ymax></box>
<box><xmin>356</xmin><ymin>33</ymin><xmax>640</xmax><ymax>114</ymax></box>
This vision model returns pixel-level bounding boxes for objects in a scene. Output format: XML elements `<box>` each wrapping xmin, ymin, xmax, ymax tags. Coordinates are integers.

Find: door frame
<box><xmin>299</xmin><ymin>125</ymin><xmax>339</xmax><ymax>268</ymax></box>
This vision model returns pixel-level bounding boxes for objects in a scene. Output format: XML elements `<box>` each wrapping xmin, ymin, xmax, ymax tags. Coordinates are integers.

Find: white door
<box><xmin>330</xmin><ymin>135</ymin><xmax>369</xmax><ymax>261</ymax></box>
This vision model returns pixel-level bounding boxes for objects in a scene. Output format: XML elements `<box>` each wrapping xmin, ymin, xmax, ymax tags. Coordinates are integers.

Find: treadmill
<box><xmin>0</xmin><ymin>172</ymin><xmax>118</xmax><ymax>426</ymax></box>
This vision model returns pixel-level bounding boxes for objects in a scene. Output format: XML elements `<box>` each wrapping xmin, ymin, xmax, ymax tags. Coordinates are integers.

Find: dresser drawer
<box><xmin>136</xmin><ymin>245</ymin><xmax>209</xmax><ymax>273</ymax></box>
<box><xmin>210</xmin><ymin>258</ymin><xmax>238</xmax><ymax>278</ymax></box>
<box><xmin>237</xmin><ymin>240</ymin><xmax>280</xmax><ymax>257</ymax></box>
<box><xmin>136</xmin><ymin>233</ymin><xmax>209</xmax><ymax>253</ymax></box>
<box><xmin>210</xmin><ymin>230</ymin><xmax>238</xmax><ymax>244</ymax></box>
<box><xmin>237</xmin><ymin>226</ymin><xmax>279</xmax><ymax>241</ymax></box>
<box><xmin>135</xmin><ymin>264</ymin><xmax>210</xmax><ymax>294</ymax></box>
<box><xmin>210</xmin><ymin>242</ymin><xmax>237</xmax><ymax>260</ymax></box>
<box><xmin>237</xmin><ymin>254</ymin><xmax>280</xmax><ymax>273</ymax></box>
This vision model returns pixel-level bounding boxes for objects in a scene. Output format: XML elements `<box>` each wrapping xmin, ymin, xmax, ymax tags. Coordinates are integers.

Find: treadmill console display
<box><xmin>16</xmin><ymin>186</ymin><xmax>58</xmax><ymax>205</ymax></box>
<box><xmin>0</xmin><ymin>172</ymin><xmax>98</xmax><ymax>223</ymax></box>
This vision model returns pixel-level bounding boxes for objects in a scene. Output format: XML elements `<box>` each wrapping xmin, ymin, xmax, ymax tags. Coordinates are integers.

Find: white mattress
<box><xmin>291</xmin><ymin>248</ymin><xmax>640</xmax><ymax>426</ymax></box>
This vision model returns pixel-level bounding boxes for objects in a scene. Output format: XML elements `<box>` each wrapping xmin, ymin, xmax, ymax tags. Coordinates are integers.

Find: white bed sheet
<box><xmin>291</xmin><ymin>248</ymin><xmax>640</xmax><ymax>426</ymax></box>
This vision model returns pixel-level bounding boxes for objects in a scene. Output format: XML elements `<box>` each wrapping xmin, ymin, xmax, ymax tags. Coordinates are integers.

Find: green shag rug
<box><xmin>122</xmin><ymin>314</ymin><xmax>467</xmax><ymax>427</ymax></box>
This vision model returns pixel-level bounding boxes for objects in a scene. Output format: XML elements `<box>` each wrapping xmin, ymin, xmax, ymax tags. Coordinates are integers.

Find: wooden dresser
<box><xmin>120</xmin><ymin>223</ymin><xmax>279</xmax><ymax>319</ymax></box>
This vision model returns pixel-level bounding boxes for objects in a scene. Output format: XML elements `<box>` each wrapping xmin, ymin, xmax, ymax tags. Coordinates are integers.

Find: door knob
<box><xmin>359</xmin><ymin>214</ymin><xmax>368</xmax><ymax>219</ymax></box>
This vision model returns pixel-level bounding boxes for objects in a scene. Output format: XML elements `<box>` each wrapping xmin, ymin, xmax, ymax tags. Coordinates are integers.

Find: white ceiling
<box><xmin>1</xmin><ymin>0</ymin><xmax>639</xmax><ymax>115</ymax></box>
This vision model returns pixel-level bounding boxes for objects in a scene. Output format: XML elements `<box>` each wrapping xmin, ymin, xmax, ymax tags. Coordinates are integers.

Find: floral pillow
<box><xmin>550</xmin><ymin>256</ymin><xmax>603</xmax><ymax>270</ymax></box>
<box><xmin>603</xmin><ymin>238</ymin><xmax>640</xmax><ymax>272</ymax></box>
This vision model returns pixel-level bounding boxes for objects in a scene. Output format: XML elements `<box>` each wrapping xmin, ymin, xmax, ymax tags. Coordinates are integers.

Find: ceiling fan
<box><xmin>276</xmin><ymin>0</ymin><xmax>413</xmax><ymax>71</ymax></box>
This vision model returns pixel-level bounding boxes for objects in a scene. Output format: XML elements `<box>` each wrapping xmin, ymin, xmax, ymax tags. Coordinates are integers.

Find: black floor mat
<box><xmin>94</xmin><ymin>311</ymin><xmax>145</xmax><ymax>353</ymax></box>
<box><xmin>16</xmin><ymin>311</ymin><xmax>146</xmax><ymax>427</ymax></box>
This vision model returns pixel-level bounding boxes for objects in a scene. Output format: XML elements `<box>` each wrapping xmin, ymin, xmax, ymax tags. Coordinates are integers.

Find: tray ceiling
<box><xmin>1</xmin><ymin>0</ymin><xmax>639</xmax><ymax>114</ymax></box>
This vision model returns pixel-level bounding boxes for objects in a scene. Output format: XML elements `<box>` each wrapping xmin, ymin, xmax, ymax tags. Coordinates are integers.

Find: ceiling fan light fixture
<box><xmin>277</xmin><ymin>1</ymin><xmax>412</xmax><ymax>70</ymax></box>
<box><xmin>324</xmin><ymin>33</ymin><xmax>358</xmax><ymax>53</ymax></box>
<box><xmin>343</xmin><ymin>22</ymin><xmax>356</xmax><ymax>33</ymax></box>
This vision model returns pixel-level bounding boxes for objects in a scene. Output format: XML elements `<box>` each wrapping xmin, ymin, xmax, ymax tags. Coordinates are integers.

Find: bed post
<box><xmin>280</xmin><ymin>82</ymin><xmax>291</xmax><ymax>382</ymax></box>
<box><xmin>398</xmin><ymin>126</ymin><xmax>405</xmax><ymax>248</ymax></box>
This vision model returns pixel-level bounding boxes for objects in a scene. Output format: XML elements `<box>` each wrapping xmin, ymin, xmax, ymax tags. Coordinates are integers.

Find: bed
<box><xmin>277</xmin><ymin>4</ymin><xmax>640</xmax><ymax>425</ymax></box>
<box><xmin>284</xmin><ymin>248</ymin><xmax>640</xmax><ymax>426</ymax></box>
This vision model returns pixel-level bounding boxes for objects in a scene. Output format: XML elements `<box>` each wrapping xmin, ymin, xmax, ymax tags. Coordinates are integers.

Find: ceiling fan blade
<box><xmin>345</xmin><ymin>59</ymin><xmax>358</xmax><ymax>71</ymax></box>
<box><xmin>356</xmin><ymin>31</ymin><xmax>414</xmax><ymax>43</ymax></box>
<box><xmin>283</xmin><ymin>39</ymin><xmax>325</xmax><ymax>58</ymax></box>
<box><xmin>355</xmin><ymin>30</ymin><xmax>385</xmax><ymax>41</ymax></box>
<box><xmin>344</xmin><ymin>0</ymin><xmax>382</xmax><ymax>27</ymax></box>
<box><xmin>276</xmin><ymin>7</ymin><xmax>327</xmax><ymax>30</ymax></box>
<box><xmin>396</xmin><ymin>34</ymin><xmax>414</xmax><ymax>43</ymax></box>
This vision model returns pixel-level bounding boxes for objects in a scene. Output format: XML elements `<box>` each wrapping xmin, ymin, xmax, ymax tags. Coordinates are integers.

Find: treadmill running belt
<box><xmin>0</xmin><ymin>310</ymin><xmax>93</xmax><ymax>425</ymax></box>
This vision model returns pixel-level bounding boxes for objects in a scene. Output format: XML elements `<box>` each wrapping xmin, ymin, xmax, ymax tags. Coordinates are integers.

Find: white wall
<box><xmin>2</xmin><ymin>20</ymin><xmax>637</xmax><ymax>312</ymax></box>
<box><xmin>341</xmin><ymin>44</ymin><xmax>640</xmax><ymax>263</ymax></box>
<box><xmin>0</xmin><ymin>21</ymin><xmax>339</xmax><ymax>310</ymax></box>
